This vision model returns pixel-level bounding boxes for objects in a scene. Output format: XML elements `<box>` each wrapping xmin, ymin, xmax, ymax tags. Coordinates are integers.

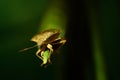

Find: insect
<box><xmin>20</xmin><ymin>29</ymin><xmax>66</xmax><ymax>66</ymax></box>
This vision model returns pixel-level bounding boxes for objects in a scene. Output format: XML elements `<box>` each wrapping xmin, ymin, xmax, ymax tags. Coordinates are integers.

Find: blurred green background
<box><xmin>0</xmin><ymin>0</ymin><xmax>119</xmax><ymax>80</ymax></box>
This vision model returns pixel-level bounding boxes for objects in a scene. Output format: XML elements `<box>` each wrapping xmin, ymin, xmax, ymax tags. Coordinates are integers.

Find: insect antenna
<box><xmin>19</xmin><ymin>45</ymin><xmax>38</xmax><ymax>52</ymax></box>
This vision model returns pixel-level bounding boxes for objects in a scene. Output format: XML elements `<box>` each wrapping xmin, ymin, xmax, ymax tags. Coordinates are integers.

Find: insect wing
<box><xmin>44</xmin><ymin>32</ymin><xmax>60</xmax><ymax>44</ymax></box>
<box><xmin>31</xmin><ymin>29</ymin><xmax>60</xmax><ymax>46</ymax></box>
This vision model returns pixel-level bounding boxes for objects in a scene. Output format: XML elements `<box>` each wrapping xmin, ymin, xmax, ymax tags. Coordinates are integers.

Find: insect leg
<box><xmin>47</xmin><ymin>44</ymin><xmax>53</xmax><ymax>53</ymax></box>
<box><xmin>47</xmin><ymin>44</ymin><xmax>54</xmax><ymax>63</ymax></box>
<box><xmin>59</xmin><ymin>39</ymin><xmax>66</xmax><ymax>45</ymax></box>
<box><xmin>35</xmin><ymin>49</ymin><xmax>43</xmax><ymax>60</ymax></box>
<box><xmin>51</xmin><ymin>39</ymin><xmax>66</xmax><ymax>51</ymax></box>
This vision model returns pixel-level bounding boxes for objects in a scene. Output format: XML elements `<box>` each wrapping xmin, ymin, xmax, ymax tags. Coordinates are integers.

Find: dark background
<box><xmin>0</xmin><ymin>0</ymin><xmax>119</xmax><ymax>80</ymax></box>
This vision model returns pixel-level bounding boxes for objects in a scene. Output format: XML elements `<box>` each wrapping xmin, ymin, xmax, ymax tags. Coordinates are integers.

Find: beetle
<box><xmin>20</xmin><ymin>29</ymin><xmax>66</xmax><ymax>66</ymax></box>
